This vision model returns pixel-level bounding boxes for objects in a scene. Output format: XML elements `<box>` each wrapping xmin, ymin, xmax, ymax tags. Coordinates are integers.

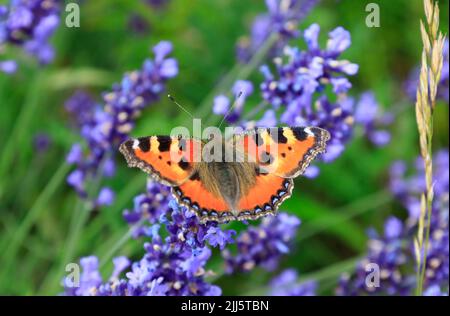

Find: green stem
<box><xmin>194</xmin><ymin>33</ymin><xmax>279</xmax><ymax>121</ymax></box>
<box><xmin>241</xmin><ymin>256</ymin><xmax>362</xmax><ymax>296</ymax></box>
<box><xmin>0</xmin><ymin>73</ymin><xmax>43</xmax><ymax>183</ymax></box>
<box><xmin>0</xmin><ymin>162</ymin><xmax>70</xmax><ymax>281</ymax></box>
<box><xmin>99</xmin><ymin>218</ymin><xmax>146</xmax><ymax>267</ymax></box>
<box><xmin>240</xmin><ymin>101</ymin><xmax>269</xmax><ymax>122</ymax></box>
<box><xmin>298</xmin><ymin>256</ymin><xmax>363</xmax><ymax>284</ymax></box>
<box><xmin>83</xmin><ymin>174</ymin><xmax>145</xmax><ymax>242</ymax></box>
<box><xmin>298</xmin><ymin>189</ymin><xmax>392</xmax><ymax>242</ymax></box>
<box><xmin>39</xmin><ymin>156</ymin><xmax>108</xmax><ymax>294</ymax></box>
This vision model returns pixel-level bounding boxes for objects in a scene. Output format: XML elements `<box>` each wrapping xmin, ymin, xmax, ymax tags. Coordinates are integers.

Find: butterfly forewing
<box><xmin>119</xmin><ymin>136</ymin><xmax>201</xmax><ymax>186</ymax></box>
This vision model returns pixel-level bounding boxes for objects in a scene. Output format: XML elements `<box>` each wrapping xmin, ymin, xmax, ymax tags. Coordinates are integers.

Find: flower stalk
<box><xmin>414</xmin><ymin>0</ymin><xmax>446</xmax><ymax>296</ymax></box>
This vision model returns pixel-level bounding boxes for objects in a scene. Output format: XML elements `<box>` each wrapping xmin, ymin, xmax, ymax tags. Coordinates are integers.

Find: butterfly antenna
<box><xmin>168</xmin><ymin>94</ymin><xmax>194</xmax><ymax>119</ymax></box>
<box><xmin>218</xmin><ymin>91</ymin><xmax>243</xmax><ymax>129</ymax></box>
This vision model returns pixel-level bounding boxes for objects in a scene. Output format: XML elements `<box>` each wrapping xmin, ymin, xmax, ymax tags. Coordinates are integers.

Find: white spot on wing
<box><xmin>132</xmin><ymin>139</ymin><xmax>139</xmax><ymax>149</ymax></box>
<box><xmin>304</xmin><ymin>127</ymin><xmax>314</xmax><ymax>137</ymax></box>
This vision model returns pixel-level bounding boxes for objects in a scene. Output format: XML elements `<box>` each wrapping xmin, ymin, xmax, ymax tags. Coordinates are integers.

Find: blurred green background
<box><xmin>0</xmin><ymin>0</ymin><xmax>448</xmax><ymax>295</ymax></box>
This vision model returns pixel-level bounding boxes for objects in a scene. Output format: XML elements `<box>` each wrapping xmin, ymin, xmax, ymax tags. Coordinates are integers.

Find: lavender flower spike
<box><xmin>66</xmin><ymin>185</ymin><xmax>237</xmax><ymax>296</ymax></box>
<box><xmin>0</xmin><ymin>0</ymin><xmax>61</xmax><ymax>73</ymax></box>
<box><xmin>269</xmin><ymin>269</ymin><xmax>316</xmax><ymax>296</ymax></box>
<box><xmin>338</xmin><ymin>150</ymin><xmax>449</xmax><ymax>296</ymax></box>
<box><xmin>222</xmin><ymin>212</ymin><xmax>300</xmax><ymax>273</ymax></box>
<box><xmin>65</xmin><ymin>41</ymin><xmax>178</xmax><ymax>202</ymax></box>
<box><xmin>236</xmin><ymin>0</ymin><xmax>320</xmax><ymax>63</ymax></box>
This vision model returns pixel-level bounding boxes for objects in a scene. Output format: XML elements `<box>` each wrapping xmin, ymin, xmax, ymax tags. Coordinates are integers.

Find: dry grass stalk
<box><xmin>414</xmin><ymin>0</ymin><xmax>446</xmax><ymax>296</ymax></box>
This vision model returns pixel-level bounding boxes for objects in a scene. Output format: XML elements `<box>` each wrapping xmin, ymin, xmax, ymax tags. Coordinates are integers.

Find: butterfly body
<box><xmin>120</xmin><ymin>126</ymin><xmax>330</xmax><ymax>223</ymax></box>
<box><xmin>187</xmin><ymin>160</ymin><xmax>258</xmax><ymax>217</ymax></box>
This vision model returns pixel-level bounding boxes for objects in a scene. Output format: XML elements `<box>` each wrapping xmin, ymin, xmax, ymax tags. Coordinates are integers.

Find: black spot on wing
<box><xmin>157</xmin><ymin>136</ymin><xmax>172</xmax><ymax>152</ymax></box>
<box><xmin>178</xmin><ymin>138</ymin><xmax>187</xmax><ymax>151</ymax></box>
<box><xmin>269</xmin><ymin>128</ymin><xmax>288</xmax><ymax>143</ymax></box>
<box><xmin>137</xmin><ymin>137</ymin><xmax>151</xmax><ymax>152</ymax></box>
<box><xmin>292</xmin><ymin>127</ymin><xmax>308</xmax><ymax>141</ymax></box>
<box><xmin>178</xmin><ymin>159</ymin><xmax>191</xmax><ymax>170</ymax></box>
<box><xmin>259</xmin><ymin>151</ymin><xmax>274</xmax><ymax>165</ymax></box>
<box><xmin>252</xmin><ymin>129</ymin><xmax>264</xmax><ymax>146</ymax></box>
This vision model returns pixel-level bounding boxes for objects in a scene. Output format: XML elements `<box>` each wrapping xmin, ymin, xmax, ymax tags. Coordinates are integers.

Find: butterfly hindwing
<box><xmin>119</xmin><ymin>136</ymin><xmax>201</xmax><ymax>186</ymax></box>
<box><xmin>234</xmin><ymin>126</ymin><xmax>330</xmax><ymax>178</ymax></box>
<box><xmin>171</xmin><ymin>174</ymin><xmax>233</xmax><ymax>223</ymax></box>
<box><xmin>237</xmin><ymin>173</ymin><xmax>294</xmax><ymax>220</ymax></box>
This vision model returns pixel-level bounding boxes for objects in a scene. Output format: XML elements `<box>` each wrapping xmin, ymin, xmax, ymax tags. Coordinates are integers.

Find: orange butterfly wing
<box><xmin>171</xmin><ymin>175</ymin><xmax>232</xmax><ymax>223</ymax></box>
<box><xmin>235</xmin><ymin>126</ymin><xmax>330</xmax><ymax>178</ymax></box>
<box><xmin>237</xmin><ymin>174</ymin><xmax>294</xmax><ymax>220</ymax></box>
<box><xmin>119</xmin><ymin>136</ymin><xmax>201</xmax><ymax>186</ymax></box>
<box><xmin>172</xmin><ymin>173</ymin><xmax>293</xmax><ymax>223</ymax></box>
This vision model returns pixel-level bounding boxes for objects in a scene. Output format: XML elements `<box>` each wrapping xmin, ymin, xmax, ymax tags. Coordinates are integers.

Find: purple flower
<box><xmin>304</xmin><ymin>23</ymin><xmax>319</xmax><ymax>50</ymax></box>
<box><xmin>64</xmin><ymin>255</ymin><xmax>131</xmax><ymax>296</ymax></box>
<box><xmin>213</xmin><ymin>95</ymin><xmax>230</xmax><ymax>115</ymax></box>
<box><xmin>257</xmin><ymin>109</ymin><xmax>277</xmax><ymax>127</ymax></box>
<box><xmin>110</xmin><ymin>256</ymin><xmax>131</xmax><ymax>281</ymax></box>
<box><xmin>64</xmin><ymin>91</ymin><xmax>97</xmax><ymax>128</ymax></box>
<box><xmin>213</xmin><ymin>80</ymin><xmax>254</xmax><ymax>123</ymax></box>
<box><xmin>123</xmin><ymin>180</ymin><xmax>172</xmax><ymax>238</ymax></box>
<box><xmin>236</xmin><ymin>0</ymin><xmax>320</xmax><ymax>63</ymax></box>
<box><xmin>355</xmin><ymin>92</ymin><xmax>392</xmax><ymax>147</ymax></box>
<box><xmin>390</xmin><ymin>150</ymin><xmax>449</xmax><ymax>220</ymax></box>
<box><xmin>338</xmin><ymin>150</ymin><xmax>449</xmax><ymax>295</ymax></box>
<box><xmin>144</xmin><ymin>0</ymin><xmax>170</xmax><ymax>10</ymax></box>
<box><xmin>66</xmin><ymin>144</ymin><xmax>83</xmax><ymax>164</ymax></box>
<box><xmin>33</xmin><ymin>132</ymin><xmax>51</xmax><ymax>153</ymax></box>
<box><xmin>102</xmin><ymin>158</ymin><xmax>116</xmax><ymax>178</ymax></box>
<box><xmin>256</xmin><ymin>24</ymin><xmax>360</xmax><ymax>170</ymax></box>
<box><xmin>67</xmin><ymin>194</ymin><xmax>235</xmax><ymax>296</ymax></box>
<box><xmin>424</xmin><ymin>285</ymin><xmax>448</xmax><ymax>296</ymax></box>
<box><xmin>330</xmin><ymin>77</ymin><xmax>352</xmax><ymax>94</ymax></box>
<box><xmin>336</xmin><ymin>217</ymin><xmax>412</xmax><ymax>296</ymax></box>
<box><xmin>0</xmin><ymin>0</ymin><xmax>60</xmax><ymax>72</ymax></box>
<box><xmin>127</xmin><ymin>13</ymin><xmax>150</xmax><ymax>35</ymax></box>
<box><xmin>384</xmin><ymin>217</ymin><xmax>403</xmax><ymax>240</ymax></box>
<box><xmin>326</xmin><ymin>27</ymin><xmax>351</xmax><ymax>55</ymax></box>
<box><xmin>204</xmin><ymin>226</ymin><xmax>236</xmax><ymax>250</ymax></box>
<box><xmin>67</xmin><ymin>170</ymin><xmax>85</xmax><ymax>196</ymax></box>
<box><xmin>65</xmin><ymin>41</ymin><xmax>178</xmax><ymax>202</ymax></box>
<box><xmin>269</xmin><ymin>269</ymin><xmax>316</xmax><ymax>296</ymax></box>
<box><xmin>260</xmin><ymin>24</ymin><xmax>358</xmax><ymax>110</ymax></box>
<box><xmin>65</xmin><ymin>256</ymin><xmax>102</xmax><ymax>296</ymax></box>
<box><xmin>233</xmin><ymin>79</ymin><xmax>254</xmax><ymax>97</ymax></box>
<box><xmin>97</xmin><ymin>187</ymin><xmax>115</xmax><ymax>207</ymax></box>
<box><xmin>0</xmin><ymin>60</ymin><xmax>17</xmax><ymax>73</ymax></box>
<box><xmin>222</xmin><ymin>213</ymin><xmax>300</xmax><ymax>273</ymax></box>
<box><xmin>303</xmin><ymin>165</ymin><xmax>320</xmax><ymax>178</ymax></box>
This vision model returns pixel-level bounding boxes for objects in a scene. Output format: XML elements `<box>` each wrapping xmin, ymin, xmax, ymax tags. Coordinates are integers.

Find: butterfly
<box><xmin>119</xmin><ymin>126</ymin><xmax>330</xmax><ymax>223</ymax></box>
